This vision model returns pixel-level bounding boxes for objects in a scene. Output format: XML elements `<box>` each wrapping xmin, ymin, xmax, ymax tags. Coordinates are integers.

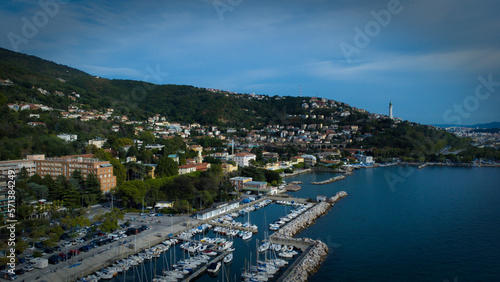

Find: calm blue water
<box><xmin>111</xmin><ymin>167</ymin><xmax>500</xmax><ymax>281</ymax></box>
<box><xmin>295</xmin><ymin>167</ymin><xmax>500</xmax><ymax>282</ymax></box>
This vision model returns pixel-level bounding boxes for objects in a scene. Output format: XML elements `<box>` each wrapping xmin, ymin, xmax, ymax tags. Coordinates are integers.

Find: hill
<box><xmin>1</xmin><ymin>47</ymin><xmax>493</xmax><ymax>162</ymax></box>
<box><xmin>0</xmin><ymin>47</ymin><xmax>311</xmax><ymax>126</ymax></box>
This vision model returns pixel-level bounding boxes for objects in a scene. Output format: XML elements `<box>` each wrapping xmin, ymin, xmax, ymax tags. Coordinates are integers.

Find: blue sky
<box><xmin>1</xmin><ymin>0</ymin><xmax>499</xmax><ymax>125</ymax></box>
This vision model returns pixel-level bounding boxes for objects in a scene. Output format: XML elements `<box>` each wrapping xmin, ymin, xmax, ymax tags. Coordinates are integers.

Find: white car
<box><xmin>63</xmin><ymin>242</ymin><xmax>72</xmax><ymax>248</ymax></box>
<box><xmin>23</xmin><ymin>265</ymin><xmax>34</xmax><ymax>272</ymax></box>
<box><xmin>75</xmin><ymin>238</ymin><xmax>85</xmax><ymax>243</ymax></box>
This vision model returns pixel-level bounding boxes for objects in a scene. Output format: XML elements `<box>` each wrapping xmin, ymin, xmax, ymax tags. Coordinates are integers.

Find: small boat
<box><xmin>96</xmin><ymin>270</ymin><xmax>114</xmax><ymax>280</ymax></box>
<box><xmin>223</xmin><ymin>253</ymin><xmax>233</xmax><ymax>263</ymax></box>
<box><xmin>203</xmin><ymin>250</ymin><xmax>218</xmax><ymax>256</ymax></box>
<box><xmin>242</xmin><ymin>232</ymin><xmax>252</xmax><ymax>241</ymax></box>
<box><xmin>207</xmin><ymin>261</ymin><xmax>221</xmax><ymax>274</ymax></box>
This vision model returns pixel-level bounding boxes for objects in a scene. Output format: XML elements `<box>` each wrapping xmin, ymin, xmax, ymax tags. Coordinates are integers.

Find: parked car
<box><xmin>48</xmin><ymin>255</ymin><xmax>60</xmax><ymax>264</ymax></box>
<box><xmin>44</xmin><ymin>248</ymin><xmax>54</xmax><ymax>254</ymax></box>
<box><xmin>22</xmin><ymin>265</ymin><xmax>34</xmax><ymax>272</ymax></box>
<box><xmin>79</xmin><ymin>245</ymin><xmax>91</xmax><ymax>252</ymax></box>
<box><xmin>14</xmin><ymin>269</ymin><xmax>25</xmax><ymax>275</ymax></box>
<box><xmin>75</xmin><ymin>238</ymin><xmax>85</xmax><ymax>243</ymax></box>
<box><xmin>63</xmin><ymin>241</ymin><xmax>72</xmax><ymax>248</ymax></box>
<box><xmin>58</xmin><ymin>253</ymin><xmax>68</xmax><ymax>261</ymax></box>
<box><xmin>1</xmin><ymin>271</ymin><xmax>17</xmax><ymax>280</ymax></box>
<box><xmin>53</xmin><ymin>246</ymin><xmax>61</xmax><ymax>251</ymax></box>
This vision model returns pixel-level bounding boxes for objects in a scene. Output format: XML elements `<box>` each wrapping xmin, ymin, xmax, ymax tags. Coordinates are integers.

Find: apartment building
<box><xmin>233</xmin><ymin>152</ymin><xmax>256</xmax><ymax>167</ymax></box>
<box><xmin>34</xmin><ymin>156</ymin><xmax>116</xmax><ymax>193</ymax></box>
<box><xmin>0</xmin><ymin>154</ymin><xmax>45</xmax><ymax>177</ymax></box>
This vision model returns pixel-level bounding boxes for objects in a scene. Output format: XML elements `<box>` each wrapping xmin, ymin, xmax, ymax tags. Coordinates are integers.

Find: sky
<box><xmin>1</xmin><ymin>0</ymin><xmax>499</xmax><ymax>125</ymax></box>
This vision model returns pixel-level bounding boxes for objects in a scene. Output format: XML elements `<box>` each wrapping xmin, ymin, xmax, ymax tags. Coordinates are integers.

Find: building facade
<box><xmin>34</xmin><ymin>156</ymin><xmax>116</xmax><ymax>193</ymax></box>
<box><xmin>229</xmin><ymin>176</ymin><xmax>252</xmax><ymax>191</ymax></box>
<box><xmin>0</xmin><ymin>154</ymin><xmax>45</xmax><ymax>177</ymax></box>
<box><xmin>233</xmin><ymin>152</ymin><xmax>256</xmax><ymax>167</ymax></box>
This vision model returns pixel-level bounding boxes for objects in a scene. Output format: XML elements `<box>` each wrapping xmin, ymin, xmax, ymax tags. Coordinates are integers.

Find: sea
<box><xmin>111</xmin><ymin>166</ymin><xmax>500</xmax><ymax>282</ymax></box>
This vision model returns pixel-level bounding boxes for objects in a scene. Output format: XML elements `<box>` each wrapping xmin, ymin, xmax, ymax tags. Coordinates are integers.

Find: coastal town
<box><xmin>1</xmin><ymin>73</ymin><xmax>500</xmax><ymax>281</ymax></box>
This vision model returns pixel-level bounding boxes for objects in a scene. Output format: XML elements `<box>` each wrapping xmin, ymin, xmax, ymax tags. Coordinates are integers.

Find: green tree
<box><xmin>18</xmin><ymin>204</ymin><xmax>34</xmax><ymax>220</ymax></box>
<box><xmin>157</xmin><ymin>156</ymin><xmax>178</xmax><ymax>178</ymax></box>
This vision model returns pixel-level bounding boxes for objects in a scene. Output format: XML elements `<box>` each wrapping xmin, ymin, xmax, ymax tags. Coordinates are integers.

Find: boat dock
<box><xmin>284</xmin><ymin>184</ymin><xmax>301</xmax><ymax>192</ymax></box>
<box><xmin>182</xmin><ymin>251</ymin><xmax>228</xmax><ymax>282</ymax></box>
<box><xmin>201</xmin><ymin>219</ymin><xmax>258</xmax><ymax>233</ymax></box>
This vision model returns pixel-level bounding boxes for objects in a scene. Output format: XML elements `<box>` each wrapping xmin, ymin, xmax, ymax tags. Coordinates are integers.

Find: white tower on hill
<box><xmin>389</xmin><ymin>100</ymin><xmax>393</xmax><ymax>120</ymax></box>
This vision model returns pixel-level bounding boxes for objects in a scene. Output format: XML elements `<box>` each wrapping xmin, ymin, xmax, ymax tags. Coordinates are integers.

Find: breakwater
<box><xmin>311</xmin><ymin>175</ymin><xmax>345</xmax><ymax>185</ymax></box>
<box><xmin>277</xmin><ymin>240</ymin><xmax>329</xmax><ymax>282</ymax></box>
<box><xmin>269</xmin><ymin>191</ymin><xmax>347</xmax><ymax>281</ymax></box>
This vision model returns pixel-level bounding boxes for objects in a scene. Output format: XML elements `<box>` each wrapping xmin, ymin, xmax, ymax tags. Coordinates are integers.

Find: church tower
<box><xmin>389</xmin><ymin>100</ymin><xmax>393</xmax><ymax>120</ymax></box>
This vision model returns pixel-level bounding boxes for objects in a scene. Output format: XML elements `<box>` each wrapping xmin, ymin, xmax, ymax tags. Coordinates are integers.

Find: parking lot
<box><xmin>11</xmin><ymin>213</ymin><xmax>195</xmax><ymax>281</ymax></box>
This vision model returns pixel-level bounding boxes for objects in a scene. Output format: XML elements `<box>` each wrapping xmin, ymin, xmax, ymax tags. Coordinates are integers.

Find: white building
<box><xmin>88</xmin><ymin>138</ymin><xmax>107</xmax><ymax>149</ymax></box>
<box><xmin>233</xmin><ymin>152</ymin><xmax>256</xmax><ymax>167</ymax></box>
<box><xmin>301</xmin><ymin>154</ymin><xmax>317</xmax><ymax>166</ymax></box>
<box><xmin>195</xmin><ymin>200</ymin><xmax>240</xmax><ymax>220</ymax></box>
<box><xmin>357</xmin><ymin>155</ymin><xmax>374</xmax><ymax>164</ymax></box>
<box><xmin>57</xmin><ymin>134</ymin><xmax>77</xmax><ymax>142</ymax></box>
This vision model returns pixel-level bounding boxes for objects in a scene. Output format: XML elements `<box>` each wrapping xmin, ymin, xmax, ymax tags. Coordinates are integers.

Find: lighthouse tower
<box><xmin>389</xmin><ymin>101</ymin><xmax>393</xmax><ymax>120</ymax></box>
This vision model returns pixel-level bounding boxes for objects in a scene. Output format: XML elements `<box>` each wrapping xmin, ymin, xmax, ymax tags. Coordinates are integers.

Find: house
<box><xmin>233</xmin><ymin>152</ymin><xmax>256</xmax><ymax>167</ymax></box>
<box><xmin>229</xmin><ymin>176</ymin><xmax>252</xmax><ymax>190</ymax></box>
<box><xmin>194</xmin><ymin>162</ymin><xmax>211</xmax><ymax>172</ymax></box>
<box><xmin>88</xmin><ymin>138</ymin><xmax>107</xmax><ymax>149</ymax></box>
<box><xmin>168</xmin><ymin>154</ymin><xmax>179</xmax><ymax>164</ymax></box>
<box><xmin>57</xmin><ymin>134</ymin><xmax>77</xmax><ymax>142</ymax></box>
<box><xmin>7</xmin><ymin>104</ymin><xmax>19</xmax><ymax>111</ymax></box>
<box><xmin>242</xmin><ymin>181</ymin><xmax>278</xmax><ymax>195</ymax></box>
<box><xmin>301</xmin><ymin>154</ymin><xmax>317</xmax><ymax>166</ymax></box>
<box><xmin>221</xmin><ymin>163</ymin><xmax>238</xmax><ymax>174</ymax></box>
<box><xmin>178</xmin><ymin>164</ymin><xmax>196</xmax><ymax>175</ymax></box>
<box><xmin>291</xmin><ymin>156</ymin><xmax>304</xmax><ymax>164</ymax></box>
<box><xmin>27</xmin><ymin>122</ymin><xmax>46</xmax><ymax>127</ymax></box>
